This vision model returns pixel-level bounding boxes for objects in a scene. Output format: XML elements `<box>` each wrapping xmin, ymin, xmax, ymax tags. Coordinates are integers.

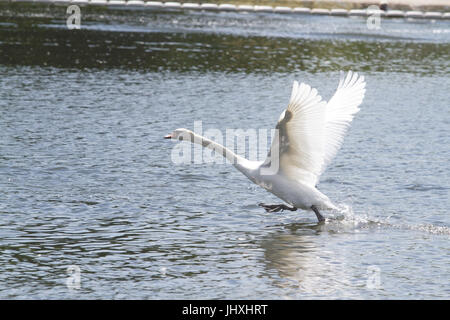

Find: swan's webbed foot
<box><xmin>259</xmin><ymin>203</ymin><xmax>297</xmax><ymax>213</ymax></box>
<box><xmin>311</xmin><ymin>205</ymin><xmax>325</xmax><ymax>223</ymax></box>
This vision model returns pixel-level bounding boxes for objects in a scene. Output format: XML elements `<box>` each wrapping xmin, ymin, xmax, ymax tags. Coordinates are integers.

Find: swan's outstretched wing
<box><xmin>264</xmin><ymin>71</ymin><xmax>365</xmax><ymax>187</ymax></box>
<box><xmin>263</xmin><ymin>81</ymin><xmax>327</xmax><ymax>187</ymax></box>
<box><xmin>320</xmin><ymin>71</ymin><xmax>366</xmax><ymax>175</ymax></box>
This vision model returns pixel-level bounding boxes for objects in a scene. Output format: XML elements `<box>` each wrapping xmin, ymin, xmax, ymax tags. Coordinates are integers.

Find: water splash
<box><xmin>324</xmin><ymin>203</ymin><xmax>450</xmax><ymax>236</ymax></box>
<box><xmin>398</xmin><ymin>222</ymin><xmax>450</xmax><ymax>235</ymax></box>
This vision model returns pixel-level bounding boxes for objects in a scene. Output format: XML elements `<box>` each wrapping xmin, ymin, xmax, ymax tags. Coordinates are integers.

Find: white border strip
<box><xmin>8</xmin><ymin>0</ymin><xmax>450</xmax><ymax>20</ymax></box>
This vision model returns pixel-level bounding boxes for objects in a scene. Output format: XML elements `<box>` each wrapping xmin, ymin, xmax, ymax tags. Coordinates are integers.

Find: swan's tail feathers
<box><xmin>319</xmin><ymin>199</ymin><xmax>338</xmax><ymax>211</ymax></box>
<box><xmin>326</xmin><ymin>202</ymin><xmax>339</xmax><ymax>211</ymax></box>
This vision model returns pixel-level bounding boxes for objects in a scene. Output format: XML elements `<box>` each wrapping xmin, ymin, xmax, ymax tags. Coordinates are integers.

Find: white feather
<box><xmin>271</xmin><ymin>71</ymin><xmax>366</xmax><ymax>187</ymax></box>
<box><xmin>321</xmin><ymin>71</ymin><xmax>366</xmax><ymax>175</ymax></box>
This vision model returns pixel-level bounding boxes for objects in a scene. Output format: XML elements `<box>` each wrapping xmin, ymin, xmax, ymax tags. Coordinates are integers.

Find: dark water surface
<box><xmin>0</xmin><ymin>3</ymin><xmax>449</xmax><ymax>299</ymax></box>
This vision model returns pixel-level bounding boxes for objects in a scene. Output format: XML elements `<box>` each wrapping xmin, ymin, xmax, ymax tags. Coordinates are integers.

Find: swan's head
<box><xmin>164</xmin><ymin>128</ymin><xmax>194</xmax><ymax>141</ymax></box>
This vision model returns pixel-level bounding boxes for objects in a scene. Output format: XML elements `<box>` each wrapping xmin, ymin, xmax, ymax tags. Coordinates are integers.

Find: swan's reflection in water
<box><xmin>261</xmin><ymin>222</ymin><xmax>365</xmax><ymax>299</ymax></box>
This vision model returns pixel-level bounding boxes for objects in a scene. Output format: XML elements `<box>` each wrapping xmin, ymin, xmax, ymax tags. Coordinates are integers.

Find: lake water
<box><xmin>0</xmin><ymin>3</ymin><xmax>449</xmax><ymax>299</ymax></box>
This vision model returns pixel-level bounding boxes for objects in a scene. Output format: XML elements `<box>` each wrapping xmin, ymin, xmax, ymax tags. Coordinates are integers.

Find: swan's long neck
<box><xmin>182</xmin><ymin>130</ymin><xmax>262</xmax><ymax>178</ymax></box>
<box><xmin>188</xmin><ymin>131</ymin><xmax>244</xmax><ymax>165</ymax></box>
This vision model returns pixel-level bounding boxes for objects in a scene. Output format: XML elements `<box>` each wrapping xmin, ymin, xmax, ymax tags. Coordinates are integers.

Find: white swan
<box><xmin>165</xmin><ymin>71</ymin><xmax>366</xmax><ymax>222</ymax></box>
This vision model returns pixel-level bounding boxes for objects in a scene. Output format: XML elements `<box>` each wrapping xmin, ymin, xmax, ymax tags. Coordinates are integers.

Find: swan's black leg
<box><xmin>311</xmin><ymin>205</ymin><xmax>325</xmax><ymax>223</ymax></box>
<box><xmin>259</xmin><ymin>203</ymin><xmax>297</xmax><ymax>213</ymax></box>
